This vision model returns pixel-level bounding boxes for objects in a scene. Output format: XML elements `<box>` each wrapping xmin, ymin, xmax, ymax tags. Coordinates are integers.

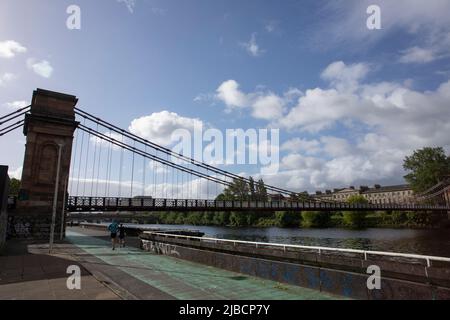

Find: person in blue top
<box><xmin>108</xmin><ymin>220</ymin><xmax>119</xmax><ymax>250</ymax></box>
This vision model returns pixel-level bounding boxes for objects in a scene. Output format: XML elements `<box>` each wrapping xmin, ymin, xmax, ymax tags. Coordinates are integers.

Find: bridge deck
<box><xmin>66</xmin><ymin>196</ymin><xmax>450</xmax><ymax>212</ymax></box>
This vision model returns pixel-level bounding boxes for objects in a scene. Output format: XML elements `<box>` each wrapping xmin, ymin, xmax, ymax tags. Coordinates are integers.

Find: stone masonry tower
<box><xmin>13</xmin><ymin>89</ymin><xmax>79</xmax><ymax>239</ymax></box>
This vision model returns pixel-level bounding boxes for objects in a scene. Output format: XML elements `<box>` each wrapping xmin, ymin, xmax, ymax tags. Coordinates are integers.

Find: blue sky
<box><xmin>1</xmin><ymin>0</ymin><xmax>450</xmax><ymax>196</ymax></box>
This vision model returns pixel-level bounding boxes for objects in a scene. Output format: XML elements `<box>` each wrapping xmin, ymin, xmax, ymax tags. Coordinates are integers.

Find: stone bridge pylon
<box><xmin>12</xmin><ymin>89</ymin><xmax>79</xmax><ymax>239</ymax></box>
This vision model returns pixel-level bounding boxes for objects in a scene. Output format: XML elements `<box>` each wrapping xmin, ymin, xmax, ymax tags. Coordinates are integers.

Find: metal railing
<box><xmin>144</xmin><ymin>231</ymin><xmax>450</xmax><ymax>267</ymax></box>
<box><xmin>66</xmin><ymin>196</ymin><xmax>450</xmax><ymax>212</ymax></box>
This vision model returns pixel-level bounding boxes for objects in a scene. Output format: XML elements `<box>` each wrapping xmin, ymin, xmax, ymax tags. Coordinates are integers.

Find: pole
<box><xmin>49</xmin><ymin>144</ymin><xmax>63</xmax><ymax>253</ymax></box>
<box><xmin>60</xmin><ymin>176</ymin><xmax>68</xmax><ymax>241</ymax></box>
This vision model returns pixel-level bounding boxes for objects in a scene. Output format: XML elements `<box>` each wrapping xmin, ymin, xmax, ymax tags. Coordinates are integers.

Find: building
<box><xmin>313</xmin><ymin>184</ymin><xmax>414</xmax><ymax>204</ymax></box>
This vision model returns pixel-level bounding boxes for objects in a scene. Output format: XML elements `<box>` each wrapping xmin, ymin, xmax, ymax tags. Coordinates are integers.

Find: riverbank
<box><xmin>118</xmin><ymin>210</ymin><xmax>450</xmax><ymax>230</ymax></box>
<box><xmin>86</xmin><ymin>222</ymin><xmax>450</xmax><ymax>257</ymax></box>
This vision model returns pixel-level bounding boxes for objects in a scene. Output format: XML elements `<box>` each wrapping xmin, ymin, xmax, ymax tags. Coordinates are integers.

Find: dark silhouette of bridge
<box><xmin>1</xmin><ymin>89</ymin><xmax>449</xmax><ymax>237</ymax></box>
<box><xmin>67</xmin><ymin>196</ymin><xmax>448</xmax><ymax>212</ymax></box>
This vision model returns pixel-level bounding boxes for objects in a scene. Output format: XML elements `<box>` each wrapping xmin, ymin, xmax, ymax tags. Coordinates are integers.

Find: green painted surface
<box><xmin>67</xmin><ymin>231</ymin><xmax>344</xmax><ymax>300</ymax></box>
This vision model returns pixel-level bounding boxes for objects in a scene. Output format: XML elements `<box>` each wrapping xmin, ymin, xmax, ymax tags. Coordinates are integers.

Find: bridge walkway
<box><xmin>66</xmin><ymin>227</ymin><xmax>344</xmax><ymax>300</ymax></box>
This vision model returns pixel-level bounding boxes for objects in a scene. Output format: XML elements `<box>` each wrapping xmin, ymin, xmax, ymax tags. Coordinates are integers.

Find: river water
<box><xmin>134</xmin><ymin>224</ymin><xmax>450</xmax><ymax>258</ymax></box>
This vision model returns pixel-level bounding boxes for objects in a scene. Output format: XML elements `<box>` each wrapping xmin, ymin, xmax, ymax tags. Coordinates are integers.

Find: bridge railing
<box><xmin>66</xmin><ymin>196</ymin><xmax>450</xmax><ymax>212</ymax></box>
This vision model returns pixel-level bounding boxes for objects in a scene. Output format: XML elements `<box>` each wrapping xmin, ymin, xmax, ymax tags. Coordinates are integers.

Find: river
<box><xmin>131</xmin><ymin>224</ymin><xmax>450</xmax><ymax>257</ymax></box>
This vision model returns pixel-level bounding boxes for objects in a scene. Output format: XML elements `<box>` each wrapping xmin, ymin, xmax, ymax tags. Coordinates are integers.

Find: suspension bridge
<box><xmin>1</xmin><ymin>89</ymin><xmax>449</xmax><ymax>238</ymax></box>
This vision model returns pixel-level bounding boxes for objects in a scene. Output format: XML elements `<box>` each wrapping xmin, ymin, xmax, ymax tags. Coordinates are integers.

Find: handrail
<box><xmin>66</xmin><ymin>196</ymin><xmax>450</xmax><ymax>211</ymax></box>
<box><xmin>144</xmin><ymin>231</ymin><xmax>450</xmax><ymax>267</ymax></box>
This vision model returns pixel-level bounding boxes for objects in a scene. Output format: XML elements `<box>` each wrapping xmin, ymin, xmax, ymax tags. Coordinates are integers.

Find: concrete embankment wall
<box><xmin>140</xmin><ymin>233</ymin><xmax>450</xmax><ymax>300</ymax></box>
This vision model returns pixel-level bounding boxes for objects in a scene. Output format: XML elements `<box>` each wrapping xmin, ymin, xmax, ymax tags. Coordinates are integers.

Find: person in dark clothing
<box><xmin>118</xmin><ymin>224</ymin><xmax>126</xmax><ymax>248</ymax></box>
<box><xmin>108</xmin><ymin>220</ymin><xmax>119</xmax><ymax>250</ymax></box>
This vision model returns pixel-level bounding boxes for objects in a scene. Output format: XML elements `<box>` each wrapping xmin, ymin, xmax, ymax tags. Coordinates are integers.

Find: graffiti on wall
<box><xmin>141</xmin><ymin>240</ymin><xmax>180</xmax><ymax>257</ymax></box>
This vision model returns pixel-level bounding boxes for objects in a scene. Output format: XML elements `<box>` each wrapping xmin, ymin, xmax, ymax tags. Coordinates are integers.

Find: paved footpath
<box><xmin>0</xmin><ymin>238</ymin><xmax>119</xmax><ymax>300</ymax></box>
<box><xmin>0</xmin><ymin>227</ymin><xmax>343</xmax><ymax>300</ymax></box>
<box><xmin>65</xmin><ymin>227</ymin><xmax>342</xmax><ymax>300</ymax></box>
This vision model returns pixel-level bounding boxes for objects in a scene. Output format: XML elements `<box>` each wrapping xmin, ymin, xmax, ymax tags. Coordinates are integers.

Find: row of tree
<box><xmin>216</xmin><ymin>177</ymin><xmax>269</xmax><ymax>202</ymax></box>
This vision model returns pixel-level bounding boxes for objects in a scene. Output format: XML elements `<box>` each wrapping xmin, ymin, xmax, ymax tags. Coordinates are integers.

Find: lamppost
<box><xmin>49</xmin><ymin>143</ymin><xmax>64</xmax><ymax>253</ymax></box>
<box><xmin>60</xmin><ymin>175</ymin><xmax>68</xmax><ymax>241</ymax></box>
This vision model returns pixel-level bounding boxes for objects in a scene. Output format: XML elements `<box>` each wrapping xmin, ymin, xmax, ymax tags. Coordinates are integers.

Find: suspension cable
<box><xmin>69</xmin><ymin>126</ymin><xmax>80</xmax><ymax>194</ymax></box>
<box><xmin>82</xmin><ymin>127</ymin><xmax>91</xmax><ymax>196</ymax></box>
<box><xmin>75</xmin><ymin>108</ymin><xmax>293</xmax><ymax>195</ymax></box>
<box><xmin>77</xmin><ymin>125</ymin><xmax>234</xmax><ymax>188</ymax></box>
<box><xmin>95</xmin><ymin>136</ymin><xmax>102</xmax><ymax>197</ymax></box>
<box><xmin>142</xmin><ymin>145</ymin><xmax>146</xmax><ymax>197</ymax></box>
<box><xmin>76</xmin><ymin>118</ymin><xmax>86</xmax><ymax>196</ymax></box>
<box><xmin>0</xmin><ymin>121</ymin><xmax>24</xmax><ymax>137</ymax></box>
<box><xmin>131</xmin><ymin>139</ymin><xmax>136</xmax><ymax>198</ymax></box>
<box><xmin>0</xmin><ymin>110</ymin><xmax>30</xmax><ymax>126</ymax></box>
<box><xmin>0</xmin><ymin>119</ymin><xmax>24</xmax><ymax>134</ymax></box>
<box><xmin>90</xmin><ymin>123</ymin><xmax>99</xmax><ymax>196</ymax></box>
<box><xmin>0</xmin><ymin>105</ymin><xmax>30</xmax><ymax>121</ymax></box>
<box><xmin>118</xmin><ymin>134</ymin><xmax>124</xmax><ymax>197</ymax></box>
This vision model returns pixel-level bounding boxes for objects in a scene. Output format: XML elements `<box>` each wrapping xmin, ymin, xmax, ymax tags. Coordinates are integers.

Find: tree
<box><xmin>230</xmin><ymin>178</ymin><xmax>250</xmax><ymax>200</ymax></box>
<box><xmin>248</xmin><ymin>177</ymin><xmax>256</xmax><ymax>200</ymax></box>
<box><xmin>214</xmin><ymin>177</ymin><xmax>270</xmax><ymax>226</ymax></box>
<box><xmin>256</xmin><ymin>179</ymin><xmax>268</xmax><ymax>201</ymax></box>
<box><xmin>216</xmin><ymin>176</ymin><xmax>268</xmax><ymax>202</ymax></box>
<box><xmin>291</xmin><ymin>191</ymin><xmax>313</xmax><ymax>202</ymax></box>
<box><xmin>403</xmin><ymin>147</ymin><xmax>450</xmax><ymax>193</ymax></box>
<box><xmin>343</xmin><ymin>195</ymin><xmax>369</xmax><ymax>228</ymax></box>
<box><xmin>275</xmin><ymin>211</ymin><xmax>301</xmax><ymax>227</ymax></box>
<box><xmin>9</xmin><ymin>178</ymin><xmax>20</xmax><ymax>195</ymax></box>
<box><xmin>301</xmin><ymin>211</ymin><xmax>331</xmax><ymax>228</ymax></box>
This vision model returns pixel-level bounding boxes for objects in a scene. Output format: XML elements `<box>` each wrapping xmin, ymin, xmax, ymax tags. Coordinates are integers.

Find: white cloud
<box><xmin>0</xmin><ymin>73</ymin><xmax>16</xmax><ymax>86</ymax></box>
<box><xmin>265</xmin><ymin>20</ymin><xmax>279</xmax><ymax>33</ymax></box>
<box><xmin>251</xmin><ymin>94</ymin><xmax>284</xmax><ymax>120</ymax></box>
<box><xmin>27</xmin><ymin>59</ymin><xmax>53</xmax><ymax>78</ymax></box>
<box><xmin>313</xmin><ymin>0</ymin><xmax>450</xmax><ymax>47</ymax></box>
<box><xmin>320</xmin><ymin>136</ymin><xmax>352</xmax><ymax>157</ymax></box>
<box><xmin>117</xmin><ymin>0</ymin><xmax>136</xmax><ymax>13</ymax></box>
<box><xmin>281</xmin><ymin>138</ymin><xmax>321</xmax><ymax>155</ymax></box>
<box><xmin>260</xmin><ymin>60</ymin><xmax>450</xmax><ymax>191</ymax></box>
<box><xmin>2</xmin><ymin>100</ymin><xmax>28</xmax><ymax>110</ymax></box>
<box><xmin>399</xmin><ymin>46</ymin><xmax>436</xmax><ymax>64</ymax></box>
<box><xmin>321</xmin><ymin>61</ymin><xmax>370</xmax><ymax>92</ymax></box>
<box><xmin>206</xmin><ymin>59</ymin><xmax>450</xmax><ymax>191</ymax></box>
<box><xmin>216</xmin><ymin>80</ymin><xmax>248</xmax><ymax>109</ymax></box>
<box><xmin>241</xmin><ymin>33</ymin><xmax>264</xmax><ymax>57</ymax></box>
<box><xmin>215</xmin><ymin>80</ymin><xmax>296</xmax><ymax>121</ymax></box>
<box><xmin>0</xmin><ymin>40</ymin><xmax>27</xmax><ymax>58</ymax></box>
<box><xmin>280</xmin><ymin>136</ymin><xmax>352</xmax><ymax>158</ymax></box>
<box><xmin>8</xmin><ymin>166</ymin><xmax>22</xmax><ymax>179</ymax></box>
<box><xmin>129</xmin><ymin>111</ymin><xmax>204</xmax><ymax>146</ymax></box>
<box><xmin>90</xmin><ymin>131</ymin><xmax>123</xmax><ymax>151</ymax></box>
<box><xmin>278</xmin><ymin>87</ymin><xmax>359</xmax><ymax>132</ymax></box>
